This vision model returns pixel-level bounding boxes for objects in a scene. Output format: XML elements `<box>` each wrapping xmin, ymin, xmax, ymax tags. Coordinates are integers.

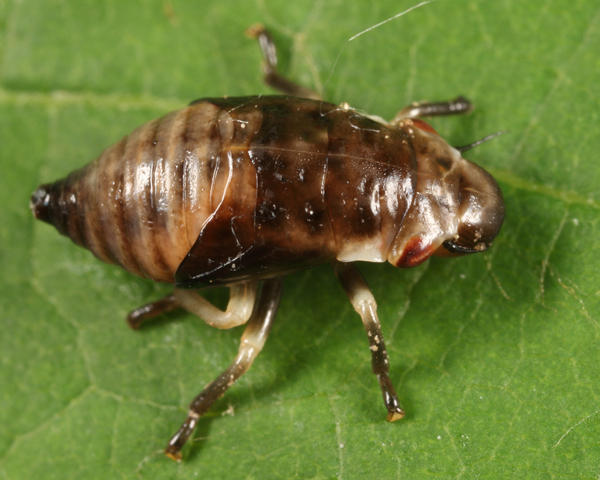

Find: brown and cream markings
<box><xmin>30</xmin><ymin>26</ymin><xmax>504</xmax><ymax>461</ymax></box>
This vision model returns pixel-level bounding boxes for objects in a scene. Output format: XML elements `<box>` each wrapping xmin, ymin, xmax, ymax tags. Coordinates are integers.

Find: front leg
<box><xmin>335</xmin><ymin>262</ymin><xmax>405</xmax><ymax>422</ymax></box>
<box><xmin>391</xmin><ymin>96</ymin><xmax>472</xmax><ymax>125</ymax></box>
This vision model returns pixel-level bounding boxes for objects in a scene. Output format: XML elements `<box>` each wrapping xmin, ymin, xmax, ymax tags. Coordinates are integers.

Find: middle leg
<box><xmin>246</xmin><ymin>24</ymin><xmax>322</xmax><ymax>100</ymax></box>
<box><xmin>165</xmin><ymin>278</ymin><xmax>283</xmax><ymax>461</ymax></box>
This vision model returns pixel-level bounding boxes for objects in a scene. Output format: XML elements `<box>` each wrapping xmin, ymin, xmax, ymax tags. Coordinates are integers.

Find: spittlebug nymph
<box><xmin>30</xmin><ymin>26</ymin><xmax>504</xmax><ymax>461</ymax></box>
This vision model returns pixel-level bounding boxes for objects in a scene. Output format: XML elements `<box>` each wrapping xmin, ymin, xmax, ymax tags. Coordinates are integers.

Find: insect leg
<box><xmin>391</xmin><ymin>96</ymin><xmax>472</xmax><ymax>124</ymax></box>
<box><xmin>246</xmin><ymin>24</ymin><xmax>322</xmax><ymax>100</ymax></box>
<box><xmin>126</xmin><ymin>282</ymin><xmax>258</xmax><ymax>330</ymax></box>
<box><xmin>334</xmin><ymin>262</ymin><xmax>405</xmax><ymax>422</ymax></box>
<box><xmin>173</xmin><ymin>282</ymin><xmax>258</xmax><ymax>329</ymax></box>
<box><xmin>165</xmin><ymin>279</ymin><xmax>282</xmax><ymax>461</ymax></box>
<box><xmin>126</xmin><ymin>294</ymin><xmax>179</xmax><ymax>329</ymax></box>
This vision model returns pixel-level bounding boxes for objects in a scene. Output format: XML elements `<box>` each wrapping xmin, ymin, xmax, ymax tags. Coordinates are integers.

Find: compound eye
<box><xmin>444</xmin><ymin>163</ymin><xmax>505</xmax><ymax>256</ymax></box>
<box><xmin>411</xmin><ymin>119</ymin><xmax>438</xmax><ymax>134</ymax></box>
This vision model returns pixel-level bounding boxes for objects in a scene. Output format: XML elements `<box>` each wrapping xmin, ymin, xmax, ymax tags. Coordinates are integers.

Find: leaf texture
<box><xmin>1</xmin><ymin>1</ymin><xmax>599</xmax><ymax>478</ymax></box>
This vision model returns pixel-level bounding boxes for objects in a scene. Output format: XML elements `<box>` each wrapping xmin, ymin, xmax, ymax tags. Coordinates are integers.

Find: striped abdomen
<box><xmin>30</xmin><ymin>102</ymin><xmax>230</xmax><ymax>282</ymax></box>
<box><xmin>31</xmin><ymin>96</ymin><xmax>417</xmax><ymax>286</ymax></box>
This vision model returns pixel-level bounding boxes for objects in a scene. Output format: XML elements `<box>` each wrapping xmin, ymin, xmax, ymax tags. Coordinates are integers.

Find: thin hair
<box><xmin>324</xmin><ymin>1</ymin><xmax>437</xmax><ymax>90</ymax></box>
<box><xmin>348</xmin><ymin>1</ymin><xmax>436</xmax><ymax>42</ymax></box>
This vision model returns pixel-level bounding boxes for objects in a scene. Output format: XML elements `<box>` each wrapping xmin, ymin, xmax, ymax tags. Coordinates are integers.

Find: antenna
<box><xmin>455</xmin><ymin>131</ymin><xmax>507</xmax><ymax>153</ymax></box>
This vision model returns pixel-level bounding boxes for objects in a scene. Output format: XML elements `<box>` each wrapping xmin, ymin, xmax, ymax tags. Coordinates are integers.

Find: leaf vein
<box><xmin>553</xmin><ymin>408</ymin><xmax>600</xmax><ymax>448</ymax></box>
<box><xmin>0</xmin><ymin>385</ymin><xmax>94</xmax><ymax>462</ymax></box>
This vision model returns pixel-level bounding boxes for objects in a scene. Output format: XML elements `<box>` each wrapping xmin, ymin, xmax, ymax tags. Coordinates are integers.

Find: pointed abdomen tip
<box><xmin>30</xmin><ymin>184</ymin><xmax>53</xmax><ymax>223</ymax></box>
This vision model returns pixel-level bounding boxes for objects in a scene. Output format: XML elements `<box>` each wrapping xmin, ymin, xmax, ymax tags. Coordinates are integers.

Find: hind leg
<box><xmin>126</xmin><ymin>294</ymin><xmax>179</xmax><ymax>329</ymax></box>
<box><xmin>246</xmin><ymin>24</ymin><xmax>322</xmax><ymax>100</ymax></box>
<box><xmin>173</xmin><ymin>282</ymin><xmax>258</xmax><ymax>329</ymax></box>
<box><xmin>126</xmin><ymin>282</ymin><xmax>258</xmax><ymax>330</ymax></box>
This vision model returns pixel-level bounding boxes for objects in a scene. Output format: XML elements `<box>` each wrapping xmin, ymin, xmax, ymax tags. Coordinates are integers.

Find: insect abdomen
<box><xmin>31</xmin><ymin>96</ymin><xmax>418</xmax><ymax>285</ymax></box>
<box><xmin>31</xmin><ymin>102</ymin><xmax>229</xmax><ymax>282</ymax></box>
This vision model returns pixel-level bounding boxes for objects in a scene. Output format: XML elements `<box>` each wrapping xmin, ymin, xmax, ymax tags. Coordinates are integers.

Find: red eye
<box><xmin>395</xmin><ymin>236</ymin><xmax>436</xmax><ymax>267</ymax></box>
<box><xmin>412</xmin><ymin>118</ymin><xmax>438</xmax><ymax>134</ymax></box>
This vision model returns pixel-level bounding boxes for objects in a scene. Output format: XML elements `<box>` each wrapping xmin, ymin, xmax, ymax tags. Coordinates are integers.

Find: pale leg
<box><xmin>173</xmin><ymin>282</ymin><xmax>258</xmax><ymax>329</ymax></box>
<box><xmin>126</xmin><ymin>282</ymin><xmax>258</xmax><ymax>330</ymax></box>
<box><xmin>335</xmin><ymin>262</ymin><xmax>405</xmax><ymax>422</ymax></box>
<box><xmin>165</xmin><ymin>279</ymin><xmax>283</xmax><ymax>461</ymax></box>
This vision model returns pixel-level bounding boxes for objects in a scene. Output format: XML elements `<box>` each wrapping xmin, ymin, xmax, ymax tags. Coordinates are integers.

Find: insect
<box><xmin>30</xmin><ymin>25</ymin><xmax>504</xmax><ymax>461</ymax></box>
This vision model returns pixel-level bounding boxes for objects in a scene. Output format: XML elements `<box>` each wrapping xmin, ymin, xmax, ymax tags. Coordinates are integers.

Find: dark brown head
<box><xmin>440</xmin><ymin>159</ymin><xmax>504</xmax><ymax>255</ymax></box>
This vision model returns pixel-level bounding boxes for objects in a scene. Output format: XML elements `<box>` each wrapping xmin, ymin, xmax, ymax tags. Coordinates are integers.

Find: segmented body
<box><xmin>30</xmin><ymin>24</ymin><xmax>507</xmax><ymax>462</ymax></box>
<box><xmin>47</xmin><ymin>101</ymin><xmax>219</xmax><ymax>281</ymax></box>
<box><xmin>37</xmin><ymin>96</ymin><xmax>441</xmax><ymax>285</ymax></box>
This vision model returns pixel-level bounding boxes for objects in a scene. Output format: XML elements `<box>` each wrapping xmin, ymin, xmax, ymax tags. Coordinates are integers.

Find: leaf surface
<box><xmin>1</xmin><ymin>1</ymin><xmax>599</xmax><ymax>478</ymax></box>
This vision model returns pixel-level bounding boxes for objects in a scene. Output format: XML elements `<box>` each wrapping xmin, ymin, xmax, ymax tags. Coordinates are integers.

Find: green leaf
<box><xmin>1</xmin><ymin>1</ymin><xmax>599</xmax><ymax>478</ymax></box>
